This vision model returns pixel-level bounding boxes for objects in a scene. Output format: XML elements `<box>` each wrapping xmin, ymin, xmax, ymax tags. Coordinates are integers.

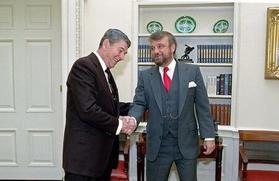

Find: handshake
<box><xmin>120</xmin><ymin>116</ymin><xmax>137</xmax><ymax>135</ymax></box>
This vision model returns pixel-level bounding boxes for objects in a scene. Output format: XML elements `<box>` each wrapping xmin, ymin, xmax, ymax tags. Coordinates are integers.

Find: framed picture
<box><xmin>265</xmin><ymin>7</ymin><xmax>279</xmax><ymax>79</ymax></box>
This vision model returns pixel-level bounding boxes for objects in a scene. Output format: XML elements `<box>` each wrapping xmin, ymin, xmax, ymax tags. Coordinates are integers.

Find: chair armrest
<box><xmin>239</xmin><ymin>146</ymin><xmax>248</xmax><ymax>164</ymax></box>
<box><xmin>239</xmin><ymin>145</ymin><xmax>248</xmax><ymax>181</ymax></box>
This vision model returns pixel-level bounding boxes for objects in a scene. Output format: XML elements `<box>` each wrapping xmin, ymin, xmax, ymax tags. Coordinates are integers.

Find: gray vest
<box><xmin>161</xmin><ymin>66</ymin><xmax>179</xmax><ymax>138</ymax></box>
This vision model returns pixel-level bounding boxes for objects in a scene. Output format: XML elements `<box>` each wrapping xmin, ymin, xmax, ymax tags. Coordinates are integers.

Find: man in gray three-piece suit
<box><xmin>129</xmin><ymin>31</ymin><xmax>216</xmax><ymax>181</ymax></box>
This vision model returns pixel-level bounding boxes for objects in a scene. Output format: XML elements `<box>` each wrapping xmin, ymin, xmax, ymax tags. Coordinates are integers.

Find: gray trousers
<box><xmin>146</xmin><ymin>133</ymin><xmax>197</xmax><ymax>181</ymax></box>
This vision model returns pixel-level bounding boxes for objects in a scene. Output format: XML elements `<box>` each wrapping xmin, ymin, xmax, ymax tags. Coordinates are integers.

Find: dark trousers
<box><xmin>146</xmin><ymin>133</ymin><xmax>197</xmax><ymax>181</ymax></box>
<box><xmin>65</xmin><ymin>169</ymin><xmax>112</xmax><ymax>181</ymax></box>
<box><xmin>64</xmin><ymin>140</ymin><xmax>116</xmax><ymax>181</ymax></box>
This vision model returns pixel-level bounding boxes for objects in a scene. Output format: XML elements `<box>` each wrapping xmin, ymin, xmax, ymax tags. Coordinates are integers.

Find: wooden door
<box><xmin>0</xmin><ymin>0</ymin><xmax>63</xmax><ymax>179</ymax></box>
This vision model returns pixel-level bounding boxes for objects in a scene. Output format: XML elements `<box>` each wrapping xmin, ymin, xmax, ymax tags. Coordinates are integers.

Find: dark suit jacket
<box><xmin>129</xmin><ymin>62</ymin><xmax>215</xmax><ymax>161</ymax></box>
<box><xmin>63</xmin><ymin>52</ymin><xmax>129</xmax><ymax>177</ymax></box>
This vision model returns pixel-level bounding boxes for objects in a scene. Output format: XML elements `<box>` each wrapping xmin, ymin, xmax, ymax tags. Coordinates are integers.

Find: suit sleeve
<box><xmin>119</xmin><ymin>102</ymin><xmax>131</xmax><ymax>116</ymax></box>
<box><xmin>128</xmin><ymin>71</ymin><xmax>147</xmax><ymax>124</ymax></box>
<box><xmin>194</xmin><ymin>66</ymin><xmax>215</xmax><ymax>139</ymax></box>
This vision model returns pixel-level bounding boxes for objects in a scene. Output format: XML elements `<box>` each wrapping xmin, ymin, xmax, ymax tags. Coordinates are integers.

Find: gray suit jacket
<box><xmin>129</xmin><ymin>62</ymin><xmax>215</xmax><ymax>161</ymax></box>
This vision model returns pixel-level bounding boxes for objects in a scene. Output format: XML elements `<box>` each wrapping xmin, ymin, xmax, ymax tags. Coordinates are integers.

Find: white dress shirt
<box><xmin>93</xmin><ymin>51</ymin><xmax>122</xmax><ymax>135</ymax></box>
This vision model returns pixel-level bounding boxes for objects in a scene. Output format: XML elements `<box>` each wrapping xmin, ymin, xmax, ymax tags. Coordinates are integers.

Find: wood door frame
<box><xmin>61</xmin><ymin>0</ymin><xmax>85</xmax><ymax>126</ymax></box>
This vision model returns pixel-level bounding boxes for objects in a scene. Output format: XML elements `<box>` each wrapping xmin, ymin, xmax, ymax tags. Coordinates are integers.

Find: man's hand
<box><xmin>203</xmin><ymin>140</ymin><xmax>215</xmax><ymax>155</ymax></box>
<box><xmin>120</xmin><ymin>116</ymin><xmax>136</xmax><ymax>135</ymax></box>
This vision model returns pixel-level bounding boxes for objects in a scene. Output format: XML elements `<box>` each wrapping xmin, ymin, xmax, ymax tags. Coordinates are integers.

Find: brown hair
<box><xmin>149</xmin><ymin>31</ymin><xmax>177</xmax><ymax>55</ymax></box>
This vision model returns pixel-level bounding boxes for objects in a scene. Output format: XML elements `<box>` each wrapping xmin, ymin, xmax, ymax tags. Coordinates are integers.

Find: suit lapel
<box><xmin>89</xmin><ymin>53</ymin><xmax>112</xmax><ymax>95</ymax></box>
<box><xmin>89</xmin><ymin>53</ymin><xmax>119</xmax><ymax>112</ymax></box>
<box><xmin>177</xmin><ymin>62</ymin><xmax>190</xmax><ymax>116</ymax></box>
<box><xmin>149</xmin><ymin>67</ymin><xmax>163</xmax><ymax>114</ymax></box>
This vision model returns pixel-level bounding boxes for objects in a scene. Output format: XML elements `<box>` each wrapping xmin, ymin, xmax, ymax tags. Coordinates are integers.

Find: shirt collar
<box><xmin>167</xmin><ymin>59</ymin><xmax>176</xmax><ymax>72</ymax></box>
<box><xmin>94</xmin><ymin>51</ymin><xmax>107</xmax><ymax>72</ymax></box>
<box><xmin>159</xmin><ymin>59</ymin><xmax>176</xmax><ymax>79</ymax></box>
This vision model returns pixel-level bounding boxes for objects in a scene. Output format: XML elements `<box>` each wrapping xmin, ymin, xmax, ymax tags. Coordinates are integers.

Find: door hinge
<box><xmin>60</xmin><ymin>85</ymin><xmax>62</xmax><ymax>92</ymax></box>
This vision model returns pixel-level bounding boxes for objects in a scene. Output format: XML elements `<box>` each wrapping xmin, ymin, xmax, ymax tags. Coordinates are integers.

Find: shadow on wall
<box><xmin>112</xmin><ymin>54</ymin><xmax>131</xmax><ymax>78</ymax></box>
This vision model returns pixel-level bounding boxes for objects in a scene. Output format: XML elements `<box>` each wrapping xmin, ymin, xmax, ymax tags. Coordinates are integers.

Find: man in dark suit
<box><xmin>63</xmin><ymin>29</ymin><xmax>136</xmax><ymax>181</ymax></box>
<box><xmin>129</xmin><ymin>31</ymin><xmax>216</xmax><ymax>181</ymax></box>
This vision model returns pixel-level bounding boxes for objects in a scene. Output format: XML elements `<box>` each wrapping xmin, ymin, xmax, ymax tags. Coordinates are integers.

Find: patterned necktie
<box><xmin>163</xmin><ymin>66</ymin><xmax>172</xmax><ymax>92</ymax></box>
<box><xmin>105</xmin><ymin>68</ymin><xmax>115</xmax><ymax>96</ymax></box>
<box><xmin>105</xmin><ymin>68</ymin><xmax>118</xmax><ymax>111</ymax></box>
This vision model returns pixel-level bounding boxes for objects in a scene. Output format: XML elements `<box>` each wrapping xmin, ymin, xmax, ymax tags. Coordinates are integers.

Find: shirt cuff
<box><xmin>116</xmin><ymin>119</ymin><xmax>123</xmax><ymax>135</ymax></box>
<box><xmin>130</xmin><ymin>116</ymin><xmax>137</xmax><ymax>126</ymax></box>
<box><xmin>204</xmin><ymin>138</ymin><xmax>214</xmax><ymax>141</ymax></box>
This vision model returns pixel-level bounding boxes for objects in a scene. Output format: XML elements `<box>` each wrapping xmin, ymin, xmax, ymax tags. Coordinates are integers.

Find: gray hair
<box><xmin>98</xmin><ymin>29</ymin><xmax>131</xmax><ymax>49</ymax></box>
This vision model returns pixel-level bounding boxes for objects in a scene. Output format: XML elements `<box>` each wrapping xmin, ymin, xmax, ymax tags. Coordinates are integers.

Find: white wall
<box><xmin>84</xmin><ymin>0</ymin><xmax>133</xmax><ymax>102</ymax></box>
<box><xmin>84</xmin><ymin>2</ymin><xmax>279</xmax><ymax>129</ymax></box>
<box><xmin>236</xmin><ymin>3</ymin><xmax>279</xmax><ymax>130</ymax></box>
